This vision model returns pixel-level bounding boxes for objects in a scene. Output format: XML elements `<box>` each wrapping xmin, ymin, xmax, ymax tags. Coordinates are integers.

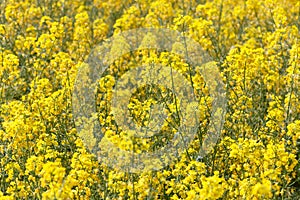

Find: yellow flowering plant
<box><xmin>0</xmin><ymin>0</ymin><xmax>299</xmax><ymax>199</ymax></box>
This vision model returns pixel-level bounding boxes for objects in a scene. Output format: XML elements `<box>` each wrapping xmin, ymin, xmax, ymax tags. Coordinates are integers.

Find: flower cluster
<box><xmin>0</xmin><ymin>0</ymin><xmax>299</xmax><ymax>199</ymax></box>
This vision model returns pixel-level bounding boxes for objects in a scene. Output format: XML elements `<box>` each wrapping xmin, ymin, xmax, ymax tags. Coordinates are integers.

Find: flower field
<box><xmin>0</xmin><ymin>0</ymin><xmax>300</xmax><ymax>199</ymax></box>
